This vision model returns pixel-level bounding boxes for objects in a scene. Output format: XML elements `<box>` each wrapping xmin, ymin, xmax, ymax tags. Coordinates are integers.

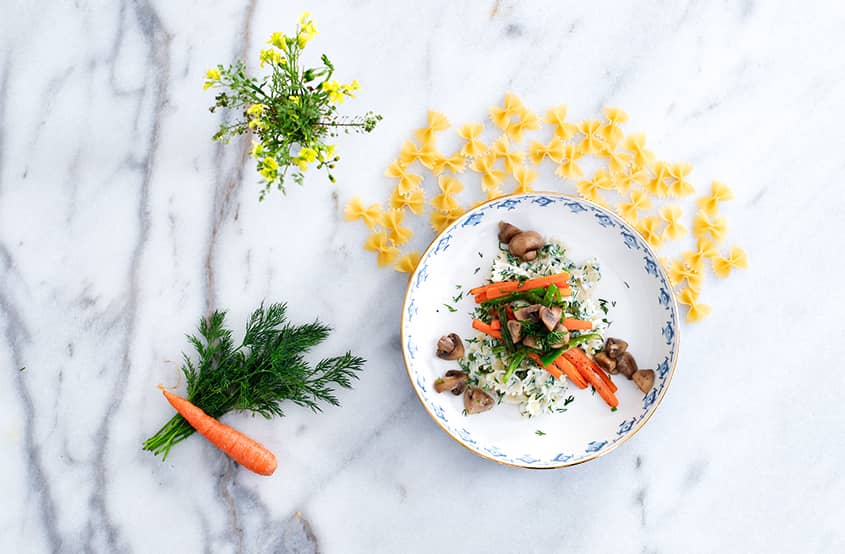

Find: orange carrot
<box><xmin>472</xmin><ymin>319</ymin><xmax>502</xmax><ymax>339</ymax></box>
<box><xmin>483</xmin><ymin>285</ymin><xmax>572</xmax><ymax>302</ymax></box>
<box><xmin>490</xmin><ymin>319</ymin><xmax>502</xmax><ymax>330</ymax></box>
<box><xmin>470</xmin><ymin>282</ymin><xmax>520</xmax><ymax>296</ymax></box>
<box><xmin>159</xmin><ymin>386</ymin><xmax>278</xmax><ymax>476</ymax></box>
<box><xmin>593</xmin><ymin>362</ymin><xmax>618</xmax><ymax>393</ymax></box>
<box><xmin>470</xmin><ymin>272</ymin><xmax>571</xmax><ymax>299</ymax></box>
<box><xmin>528</xmin><ymin>353</ymin><xmax>563</xmax><ymax>380</ymax></box>
<box><xmin>553</xmin><ymin>356</ymin><xmax>588</xmax><ymax>389</ymax></box>
<box><xmin>562</xmin><ymin>318</ymin><xmax>593</xmax><ymax>331</ymax></box>
<box><xmin>563</xmin><ymin>350</ymin><xmax>619</xmax><ymax>408</ymax></box>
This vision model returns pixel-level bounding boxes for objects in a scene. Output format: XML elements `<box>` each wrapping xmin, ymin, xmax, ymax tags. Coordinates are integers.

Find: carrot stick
<box><xmin>159</xmin><ymin>386</ymin><xmax>278</xmax><ymax>476</ymax></box>
<box><xmin>490</xmin><ymin>319</ymin><xmax>502</xmax><ymax>330</ymax></box>
<box><xmin>563</xmin><ymin>350</ymin><xmax>619</xmax><ymax>408</ymax></box>
<box><xmin>472</xmin><ymin>319</ymin><xmax>502</xmax><ymax>339</ymax></box>
<box><xmin>527</xmin><ymin>353</ymin><xmax>563</xmax><ymax>380</ymax></box>
<box><xmin>553</xmin><ymin>356</ymin><xmax>588</xmax><ymax>389</ymax></box>
<box><xmin>470</xmin><ymin>282</ymin><xmax>520</xmax><ymax>296</ymax></box>
<box><xmin>593</xmin><ymin>362</ymin><xmax>618</xmax><ymax>393</ymax></box>
<box><xmin>470</xmin><ymin>272</ymin><xmax>571</xmax><ymax>298</ymax></box>
<box><xmin>562</xmin><ymin>318</ymin><xmax>593</xmax><ymax>331</ymax></box>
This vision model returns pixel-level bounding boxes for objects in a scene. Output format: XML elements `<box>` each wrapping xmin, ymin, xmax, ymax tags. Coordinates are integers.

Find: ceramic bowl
<box><xmin>401</xmin><ymin>193</ymin><xmax>680</xmax><ymax>468</ymax></box>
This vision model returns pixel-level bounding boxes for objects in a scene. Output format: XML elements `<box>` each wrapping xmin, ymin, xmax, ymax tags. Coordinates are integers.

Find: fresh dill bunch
<box><xmin>203</xmin><ymin>11</ymin><xmax>382</xmax><ymax>200</ymax></box>
<box><xmin>143</xmin><ymin>302</ymin><xmax>365</xmax><ymax>460</ymax></box>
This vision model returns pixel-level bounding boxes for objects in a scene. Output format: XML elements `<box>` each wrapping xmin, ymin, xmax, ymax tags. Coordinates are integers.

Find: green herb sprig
<box><xmin>204</xmin><ymin>12</ymin><xmax>382</xmax><ymax>200</ymax></box>
<box><xmin>143</xmin><ymin>302</ymin><xmax>364</xmax><ymax>459</ymax></box>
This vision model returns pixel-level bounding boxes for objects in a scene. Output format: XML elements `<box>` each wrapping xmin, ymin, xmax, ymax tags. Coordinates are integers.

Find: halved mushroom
<box><xmin>548</xmin><ymin>323</ymin><xmax>570</xmax><ymax>349</ymax></box>
<box><xmin>522</xmin><ymin>335</ymin><xmax>540</xmax><ymax>349</ymax></box>
<box><xmin>436</xmin><ymin>333</ymin><xmax>465</xmax><ymax>360</ymax></box>
<box><xmin>594</xmin><ymin>351</ymin><xmax>617</xmax><ymax>374</ymax></box>
<box><xmin>498</xmin><ymin>222</ymin><xmax>523</xmax><ymax>243</ymax></box>
<box><xmin>632</xmin><ymin>369</ymin><xmax>655</xmax><ymax>393</ymax></box>
<box><xmin>507</xmin><ymin>320</ymin><xmax>523</xmax><ymax>343</ymax></box>
<box><xmin>539</xmin><ymin>306</ymin><xmax>563</xmax><ymax>332</ymax></box>
<box><xmin>615</xmin><ymin>351</ymin><xmax>638</xmax><ymax>379</ymax></box>
<box><xmin>434</xmin><ymin>370</ymin><xmax>468</xmax><ymax>395</ymax></box>
<box><xmin>508</xmin><ymin>231</ymin><xmax>544</xmax><ymax>261</ymax></box>
<box><xmin>513</xmin><ymin>304</ymin><xmax>541</xmax><ymax>322</ymax></box>
<box><xmin>464</xmin><ymin>387</ymin><xmax>495</xmax><ymax>414</ymax></box>
<box><xmin>604</xmin><ymin>338</ymin><xmax>628</xmax><ymax>359</ymax></box>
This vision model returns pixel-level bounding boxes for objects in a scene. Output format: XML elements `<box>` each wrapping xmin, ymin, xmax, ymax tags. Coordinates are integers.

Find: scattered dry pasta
<box><xmin>344</xmin><ymin>94</ymin><xmax>747</xmax><ymax>320</ymax></box>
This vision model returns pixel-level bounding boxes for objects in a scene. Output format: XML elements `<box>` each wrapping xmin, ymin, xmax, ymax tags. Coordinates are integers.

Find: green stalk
<box><xmin>502</xmin><ymin>351</ymin><xmax>527</xmax><ymax>384</ymax></box>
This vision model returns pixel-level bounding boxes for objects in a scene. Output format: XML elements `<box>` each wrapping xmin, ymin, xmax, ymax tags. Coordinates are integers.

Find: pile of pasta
<box><xmin>344</xmin><ymin>94</ymin><xmax>747</xmax><ymax>322</ymax></box>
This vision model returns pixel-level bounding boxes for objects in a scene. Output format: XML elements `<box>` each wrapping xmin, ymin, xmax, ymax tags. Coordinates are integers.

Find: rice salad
<box><xmin>459</xmin><ymin>241</ymin><xmax>610</xmax><ymax>417</ymax></box>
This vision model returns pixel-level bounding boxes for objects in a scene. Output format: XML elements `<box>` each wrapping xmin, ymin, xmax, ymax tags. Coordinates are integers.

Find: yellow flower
<box><xmin>616</xmin><ymin>189</ymin><xmax>651</xmax><ymax>223</ymax></box>
<box><xmin>268</xmin><ymin>32</ymin><xmax>287</xmax><ymax>51</ymax></box>
<box><xmin>322</xmin><ymin>80</ymin><xmax>345</xmax><ymax>103</ymax></box>
<box><xmin>259</xmin><ymin>48</ymin><xmax>284</xmax><ymax>67</ymax></box>
<box><xmin>692</xmin><ymin>209</ymin><xmax>728</xmax><ymax>243</ymax></box>
<box><xmin>382</xmin><ymin>209</ymin><xmax>414</xmax><ymax>245</ymax></box>
<box><xmin>712</xmin><ymin>245</ymin><xmax>748</xmax><ymax>278</ymax></box>
<box><xmin>347</xmin><ymin>79</ymin><xmax>361</xmax><ymax>91</ymax></box>
<box><xmin>246</xmin><ymin>104</ymin><xmax>266</xmax><ymax>117</ymax></box>
<box><xmin>299</xmin><ymin>147</ymin><xmax>317</xmax><ymax>162</ymax></box>
<box><xmin>394</xmin><ymin>251</ymin><xmax>421</xmax><ymax>274</ymax></box>
<box><xmin>288</xmin><ymin>95</ymin><xmax>299</xmax><ymax>104</ymax></box>
<box><xmin>457</xmin><ymin>123</ymin><xmax>487</xmax><ymax>157</ymax></box>
<box><xmin>636</xmin><ymin>216</ymin><xmax>664</xmax><ymax>248</ymax></box>
<box><xmin>298</xmin><ymin>19</ymin><xmax>318</xmax><ymax>48</ymax></box>
<box><xmin>363</xmin><ymin>231</ymin><xmax>400</xmax><ymax>267</ymax></box>
<box><xmin>298</xmin><ymin>11</ymin><xmax>311</xmax><ymax>24</ymax></box>
<box><xmin>698</xmin><ymin>180</ymin><xmax>734</xmax><ymax>214</ymax></box>
<box><xmin>344</xmin><ymin>197</ymin><xmax>383</xmax><ymax>229</ymax></box>
<box><xmin>390</xmin><ymin>186</ymin><xmax>425</xmax><ymax>215</ymax></box>
<box><xmin>203</xmin><ymin>68</ymin><xmax>221</xmax><ymax>90</ymax></box>
<box><xmin>250</xmin><ymin>141</ymin><xmax>265</xmax><ymax>158</ymax></box>
<box><xmin>262</xmin><ymin>157</ymin><xmax>279</xmax><ymax>171</ymax></box>
<box><xmin>259</xmin><ymin>156</ymin><xmax>279</xmax><ymax>181</ymax></box>
<box><xmin>659</xmin><ymin>205</ymin><xmax>688</xmax><ymax>240</ymax></box>
<box><xmin>677</xmin><ymin>287</ymin><xmax>711</xmax><ymax>322</ymax></box>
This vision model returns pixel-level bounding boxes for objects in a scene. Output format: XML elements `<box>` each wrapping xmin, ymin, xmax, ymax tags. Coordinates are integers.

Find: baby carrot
<box><xmin>159</xmin><ymin>386</ymin><xmax>278</xmax><ymax>476</ymax></box>
<box><xmin>553</xmin><ymin>356</ymin><xmax>588</xmax><ymax>389</ymax></box>
<box><xmin>490</xmin><ymin>319</ymin><xmax>502</xmax><ymax>330</ymax></box>
<box><xmin>528</xmin><ymin>352</ymin><xmax>563</xmax><ymax>380</ymax></box>
<box><xmin>472</xmin><ymin>319</ymin><xmax>502</xmax><ymax>339</ymax></box>
<box><xmin>562</xmin><ymin>318</ymin><xmax>593</xmax><ymax>331</ymax></box>
<box><xmin>563</xmin><ymin>350</ymin><xmax>618</xmax><ymax>408</ymax></box>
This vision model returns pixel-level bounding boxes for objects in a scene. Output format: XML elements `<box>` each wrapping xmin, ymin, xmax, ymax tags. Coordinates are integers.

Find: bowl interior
<box><xmin>402</xmin><ymin>194</ymin><xmax>679</xmax><ymax>468</ymax></box>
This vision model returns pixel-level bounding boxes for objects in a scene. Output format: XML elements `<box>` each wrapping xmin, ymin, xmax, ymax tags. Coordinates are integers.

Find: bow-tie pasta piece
<box><xmin>364</xmin><ymin>231</ymin><xmax>400</xmax><ymax>267</ymax></box>
<box><xmin>399</xmin><ymin>139</ymin><xmax>437</xmax><ymax>168</ymax></box>
<box><xmin>382</xmin><ymin>208</ymin><xmax>414</xmax><ymax>245</ymax></box>
<box><xmin>432</xmin><ymin>152</ymin><xmax>466</xmax><ymax>175</ymax></box>
<box><xmin>430</xmin><ymin>208</ymin><xmax>464</xmax><ymax>233</ymax></box>
<box><xmin>612</xmin><ymin>167</ymin><xmax>648</xmax><ymax>194</ymax></box>
<box><xmin>667</xmin><ymin>258</ymin><xmax>703</xmax><ymax>291</ymax></box>
<box><xmin>431</xmin><ymin>176</ymin><xmax>464</xmax><ymax>212</ymax></box>
<box><xmin>636</xmin><ymin>215</ymin><xmax>664</xmax><ymax>248</ymax></box>
<box><xmin>682</xmin><ymin>238</ymin><xmax>718</xmax><ymax>271</ymax></box>
<box><xmin>545</xmin><ymin>105</ymin><xmax>578</xmax><ymax>140</ymax></box>
<box><xmin>667</xmin><ymin>162</ymin><xmax>695</xmax><ymax>197</ymax></box>
<box><xmin>693</xmin><ymin>209</ymin><xmax>728</xmax><ymax>243</ymax></box>
<box><xmin>512</xmin><ymin>166</ymin><xmax>538</xmax><ymax>194</ymax></box>
<box><xmin>458</xmin><ymin>123</ymin><xmax>488</xmax><ymax>157</ymax></box>
<box><xmin>506</xmin><ymin>108</ymin><xmax>540</xmax><ymax>143</ymax></box>
<box><xmin>394</xmin><ymin>251</ymin><xmax>421</xmax><ymax>274</ymax></box>
<box><xmin>577</xmin><ymin>120</ymin><xmax>604</xmax><ymax>155</ymax></box>
<box><xmin>490</xmin><ymin>93</ymin><xmax>525</xmax><ymax>130</ymax></box>
<box><xmin>385</xmin><ymin>160</ymin><xmax>423</xmax><ymax>195</ymax></box>
<box><xmin>576</xmin><ymin>173</ymin><xmax>608</xmax><ymax>205</ymax></box>
<box><xmin>345</xmin><ymin>197</ymin><xmax>383</xmax><ymax>229</ymax></box>
<box><xmin>413</xmin><ymin>110</ymin><xmax>450</xmax><ymax>145</ymax></box>
<box><xmin>712</xmin><ymin>245</ymin><xmax>748</xmax><ymax>278</ymax></box>
<box><xmin>623</xmin><ymin>133</ymin><xmax>655</xmax><ymax>169</ymax></box>
<box><xmin>600</xmin><ymin>107</ymin><xmax>629</xmax><ymax>145</ymax></box>
<box><xmin>390</xmin><ymin>186</ymin><xmax>425</xmax><ymax>215</ymax></box>
<box><xmin>698</xmin><ymin>180</ymin><xmax>734</xmax><ymax>215</ymax></box>
<box><xmin>528</xmin><ymin>138</ymin><xmax>566</xmax><ymax>165</ymax></box>
<box><xmin>601</xmin><ymin>143</ymin><xmax>633</xmax><ymax>173</ymax></box>
<box><xmin>659</xmin><ymin>205</ymin><xmax>688</xmax><ymax>240</ymax></box>
<box><xmin>678</xmin><ymin>287</ymin><xmax>711</xmax><ymax>322</ymax></box>
<box><xmin>470</xmin><ymin>152</ymin><xmax>507</xmax><ymax>192</ymax></box>
<box><xmin>644</xmin><ymin>161</ymin><xmax>671</xmax><ymax>197</ymax></box>
<box><xmin>617</xmin><ymin>189</ymin><xmax>652</xmax><ymax>223</ymax></box>
<box><xmin>555</xmin><ymin>144</ymin><xmax>584</xmax><ymax>179</ymax></box>
<box><xmin>492</xmin><ymin>136</ymin><xmax>526</xmax><ymax>173</ymax></box>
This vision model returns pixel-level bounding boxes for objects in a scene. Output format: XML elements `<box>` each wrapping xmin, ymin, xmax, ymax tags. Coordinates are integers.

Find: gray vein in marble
<box><xmin>1</xmin><ymin>247</ymin><xmax>63</xmax><ymax>553</ymax></box>
<box><xmin>0</xmin><ymin>52</ymin><xmax>9</xmax><ymax>194</ymax></box>
<box><xmin>82</xmin><ymin>1</ymin><xmax>170</xmax><ymax>551</ymax></box>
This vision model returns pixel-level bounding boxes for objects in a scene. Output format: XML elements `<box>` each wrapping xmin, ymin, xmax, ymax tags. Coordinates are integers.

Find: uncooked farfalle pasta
<box><xmin>344</xmin><ymin>95</ymin><xmax>748</xmax><ymax>322</ymax></box>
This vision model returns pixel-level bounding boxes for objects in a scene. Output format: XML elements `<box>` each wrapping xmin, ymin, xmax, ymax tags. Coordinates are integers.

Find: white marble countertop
<box><xmin>2</xmin><ymin>1</ymin><xmax>844</xmax><ymax>552</ymax></box>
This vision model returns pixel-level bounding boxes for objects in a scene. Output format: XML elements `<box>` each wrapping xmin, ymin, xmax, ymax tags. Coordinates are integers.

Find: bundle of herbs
<box><xmin>143</xmin><ymin>302</ymin><xmax>364</xmax><ymax>460</ymax></box>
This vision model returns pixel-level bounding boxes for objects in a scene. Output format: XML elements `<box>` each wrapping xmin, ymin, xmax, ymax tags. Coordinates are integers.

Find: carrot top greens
<box><xmin>143</xmin><ymin>302</ymin><xmax>364</xmax><ymax>459</ymax></box>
